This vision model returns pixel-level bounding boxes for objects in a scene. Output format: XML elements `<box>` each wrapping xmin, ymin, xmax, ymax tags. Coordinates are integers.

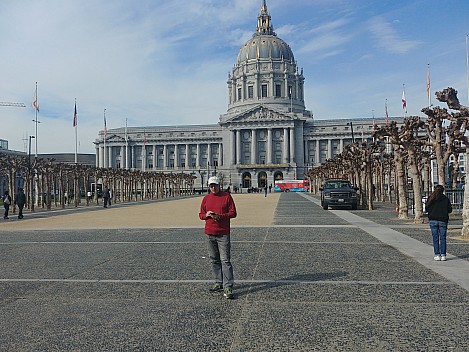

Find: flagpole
<box><xmin>125</xmin><ymin>118</ymin><xmax>129</xmax><ymax>169</ymax></box>
<box><xmin>74</xmin><ymin>98</ymin><xmax>78</xmax><ymax>164</ymax></box>
<box><xmin>32</xmin><ymin>82</ymin><xmax>40</xmax><ymax>157</ymax></box>
<box><xmin>402</xmin><ymin>84</ymin><xmax>407</xmax><ymax>118</ymax></box>
<box><xmin>143</xmin><ymin>129</ymin><xmax>146</xmax><ymax>172</ymax></box>
<box><xmin>103</xmin><ymin>109</ymin><xmax>107</xmax><ymax>168</ymax></box>
<box><xmin>385</xmin><ymin>99</ymin><xmax>389</xmax><ymax>124</ymax></box>
<box><xmin>466</xmin><ymin>33</ymin><xmax>469</xmax><ymax>105</ymax></box>
<box><xmin>427</xmin><ymin>64</ymin><xmax>431</xmax><ymax>107</ymax></box>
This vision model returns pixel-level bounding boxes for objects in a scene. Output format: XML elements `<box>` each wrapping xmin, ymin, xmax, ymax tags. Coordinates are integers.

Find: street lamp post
<box><xmin>32</xmin><ymin>119</ymin><xmax>41</xmax><ymax>157</ymax></box>
<box><xmin>28</xmin><ymin>135</ymin><xmax>35</xmax><ymax>211</ymax></box>
<box><xmin>347</xmin><ymin>122</ymin><xmax>355</xmax><ymax>143</ymax></box>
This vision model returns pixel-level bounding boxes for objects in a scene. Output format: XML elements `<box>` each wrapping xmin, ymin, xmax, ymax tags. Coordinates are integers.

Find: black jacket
<box><xmin>426</xmin><ymin>194</ymin><xmax>452</xmax><ymax>223</ymax></box>
<box><xmin>14</xmin><ymin>193</ymin><xmax>26</xmax><ymax>206</ymax></box>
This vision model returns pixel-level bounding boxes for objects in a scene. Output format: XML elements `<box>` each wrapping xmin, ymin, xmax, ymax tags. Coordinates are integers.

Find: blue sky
<box><xmin>1</xmin><ymin>0</ymin><xmax>468</xmax><ymax>154</ymax></box>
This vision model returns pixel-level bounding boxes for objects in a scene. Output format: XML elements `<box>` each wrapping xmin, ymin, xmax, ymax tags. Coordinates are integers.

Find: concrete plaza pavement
<box><xmin>0</xmin><ymin>192</ymin><xmax>468</xmax><ymax>351</ymax></box>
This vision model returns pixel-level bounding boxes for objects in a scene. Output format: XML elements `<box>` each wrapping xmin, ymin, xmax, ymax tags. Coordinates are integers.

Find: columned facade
<box><xmin>93</xmin><ymin>1</ymin><xmax>401</xmax><ymax>190</ymax></box>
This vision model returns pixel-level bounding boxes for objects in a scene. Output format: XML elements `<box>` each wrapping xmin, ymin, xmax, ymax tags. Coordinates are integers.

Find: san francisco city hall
<box><xmin>94</xmin><ymin>1</ymin><xmax>391</xmax><ymax>190</ymax></box>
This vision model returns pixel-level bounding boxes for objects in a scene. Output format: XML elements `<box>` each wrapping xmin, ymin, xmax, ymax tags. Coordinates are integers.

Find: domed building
<box><xmin>94</xmin><ymin>1</ymin><xmax>388</xmax><ymax>191</ymax></box>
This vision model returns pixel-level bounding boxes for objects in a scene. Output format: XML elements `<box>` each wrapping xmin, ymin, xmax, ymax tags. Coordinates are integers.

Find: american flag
<box><xmin>402</xmin><ymin>90</ymin><xmax>407</xmax><ymax>113</ymax></box>
<box><xmin>73</xmin><ymin>102</ymin><xmax>77</xmax><ymax>127</ymax></box>
<box><xmin>385</xmin><ymin>99</ymin><xmax>389</xmax><ymax>123</ymax></box>
<box><xmin>32</xmin><ymin>85</ymin><xmax>39</xmax><ymax>112</ymax></box>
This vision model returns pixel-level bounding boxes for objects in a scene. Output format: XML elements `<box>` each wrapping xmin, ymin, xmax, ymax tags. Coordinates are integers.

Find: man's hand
<box><xmin>212</xmin><ymin>213</ymin><xmax>221</xmax><ymax>222</ymax></box>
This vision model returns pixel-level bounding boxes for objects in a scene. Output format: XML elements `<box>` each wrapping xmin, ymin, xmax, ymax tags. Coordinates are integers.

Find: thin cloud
<box><xmin>368</xmin><ymin>16</ymin><xmax>421</xmax><ymax>54</ymax></box>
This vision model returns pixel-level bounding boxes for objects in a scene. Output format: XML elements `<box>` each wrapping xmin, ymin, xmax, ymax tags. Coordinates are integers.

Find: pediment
<box><xmin>226</xmin><ymin>106</ymin><xmax>293</xmax><ymax>124</ymax></box>
<box><xmin>106</xmin><ymin>134</ymin><xmax>126</xmax><ymax>142</ymax></box>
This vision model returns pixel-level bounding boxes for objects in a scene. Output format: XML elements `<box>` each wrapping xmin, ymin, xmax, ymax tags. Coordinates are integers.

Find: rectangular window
<box><xmin>275</xmin><ymin>84</ymin><xmax>281</xmax><ymax>97</ymax></box>
<box><xmin>274</xmin><ymin>152</ymin><xmax>282</xmax><ymax>164</ymax></box>
<box><xmin>248</xmin><ymin>86</ymin><xmax>253</xmax><ymax>99</ymax></box>
<box><xmin>261</xmin><ymin>84</ymin><xmax>268</xmax><ymax>98</ymax></box>
<box><xmin>237</xmin><ymin>88</ymin><xmax>242</xmax><ymax>101</ymax></box>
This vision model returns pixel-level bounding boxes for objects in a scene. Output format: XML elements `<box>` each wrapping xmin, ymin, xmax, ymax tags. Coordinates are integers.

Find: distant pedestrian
<box><xmin>425</xmin><ymin>185</ymin><xmax>452</xmax><ymax>261</ymax></box>
<box><xmin>103</xmin><ymin>187</ymin><xmax>110</xmax><ymax>208</ymax></box>
<box><xmin>264</xmin><ymin>186</ymin><xmax>267</xmax><ymax>197</ymax></box>
<box><xmin>199</xmin><ymin>176</ymin><xmax>237</xmax><ymax>299</ymax></box>
<box><xmin>14</xmin><ymin>188</ymin><xmax>26</xmax><ymax>219</ymax></box>
<box><xmin>2</xmin><ymin>190</ymin><xmax>11</xmax><ymax>219</ymax></box>
<box><xmin>269</xmin><ymin>184</ymin><xmax>272</xmax><ymax>193</ymax></box>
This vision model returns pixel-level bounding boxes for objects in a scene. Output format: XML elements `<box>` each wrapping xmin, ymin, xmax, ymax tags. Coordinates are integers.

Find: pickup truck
<box><xmin>319</xmin><ymin>180</ymin><xmax>358</xmax><ymax>210</ymax></box>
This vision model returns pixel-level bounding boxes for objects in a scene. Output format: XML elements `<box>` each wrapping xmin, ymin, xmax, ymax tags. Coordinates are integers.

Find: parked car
<box><xmin>320</xmin><ymin>179</ymin><xmax>358</xmax><ymax>210</ymax></box>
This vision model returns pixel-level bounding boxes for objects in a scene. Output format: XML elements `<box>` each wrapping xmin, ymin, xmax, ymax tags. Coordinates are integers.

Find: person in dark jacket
<box><xmin>425</xmin><ymin>185</ymin><xmax>452</xmax><ymax>261</ymax></box>
<box><xmin>2</xmin><ymin>190</ymin><xmax>11</xmax><ymax>219</ymax></box>
<box><xmin>103</xmin><ymin>187</ymin><xmax>110</xmax><ymax>208</ymax></box>
<box><xmin>14</xmin><ymin>188</ymin><xmax>26</xmax><ymax>219</ymax></box>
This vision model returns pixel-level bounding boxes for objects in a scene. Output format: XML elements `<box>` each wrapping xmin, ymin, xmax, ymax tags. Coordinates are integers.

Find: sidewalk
<box><xmin>0</xmin><ymin>193</ymin><xmax>280</xmax><ymax>230</ymax></box>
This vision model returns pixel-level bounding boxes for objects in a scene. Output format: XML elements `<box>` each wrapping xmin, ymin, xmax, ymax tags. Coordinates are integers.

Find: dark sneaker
<box><xmin>209</xmin><ymin>283</ymin><xmax>223</xmax><ymax>293</ymax></box>
<box><xmin>223</xmin><ymin>288</ymin><xmax>234</xmax><ymax>299</ymax></box>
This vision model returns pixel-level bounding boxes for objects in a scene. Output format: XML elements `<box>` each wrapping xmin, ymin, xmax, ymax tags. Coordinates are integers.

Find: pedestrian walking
<box><xmin>199</xmin><ymin>176</ymin><xmax>237</xmax><ymax>299</ymax></box>
<box><xmin>2</xmin><ymin>190</ymin><xmax>12</xmax><ymax>219</ymax></box>
<box><xmin>14</xmin><ymin>188</ymin><xmax>26</xmax><ymax>219</ymax></box>
<box><xmin>103</xmin><ymin>187</ymin><xmax>110</xmax><ymax>208</ymax></box>
<box><xmin>425</xmin><ymin>185</ymin><xmax>452</xmax><ymax>261</ymax></box>
<box><xmin>264</xmin><ymin>186</ymin><xmax>267</xmax><ymax>197</ymax></box>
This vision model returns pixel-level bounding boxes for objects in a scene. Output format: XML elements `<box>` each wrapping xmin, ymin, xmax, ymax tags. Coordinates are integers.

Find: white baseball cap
<box><xmin>208</xmin><ymin>176</ymin><xmax>220</xmax><ymax>185</ymax></box>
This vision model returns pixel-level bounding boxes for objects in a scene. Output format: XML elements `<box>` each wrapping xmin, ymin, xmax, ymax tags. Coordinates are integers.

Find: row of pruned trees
<box><xmin>0</xmin><ymin>154</ymin><xmax>196</xmax><ymax>213</ymax></box>
<box><xmin>306</xmin><ymin>87</ymin><xmax>469</xmax><ymax>236</ymax></box>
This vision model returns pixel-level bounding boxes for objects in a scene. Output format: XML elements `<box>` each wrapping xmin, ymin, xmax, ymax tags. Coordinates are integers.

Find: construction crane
<box><xmin>0</xmin><ymin>102</ymin><xmax>26</xmax><ymax>107</ymax></box>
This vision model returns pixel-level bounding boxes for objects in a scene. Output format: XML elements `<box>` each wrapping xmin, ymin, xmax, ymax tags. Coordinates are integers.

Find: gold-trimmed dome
<box><xmin>236</xmin><ymin>0</ymin><xmax>294</xmax><ymax>64</ymax></box>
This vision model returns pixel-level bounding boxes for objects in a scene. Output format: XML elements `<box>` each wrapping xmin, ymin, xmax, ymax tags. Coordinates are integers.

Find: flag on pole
<box><xmin>143</xmin><ymin>130</ymin><xmax>147</xmax><ymax>145</ymax></box>
<box><xmin>104</xmin><ymin>115</ymin><xmax>107</xmax><ymax>138</ymax></box>
<box><xmin>426</xmin><ymin>64</ymin><xmax>431</xmax><ymax>106</ymax></box>
<box><xmin>385</xmin><ymin>99</ymin><xmax>389</xmax><ymax>123</ymax></box>
<box><xmin>73</xmin><ymin>102</ymin><xmax>77</xmax><ymax>127</ymax></box>
<box><xmin>32</xmin><ymin>86</ymin><xmax>39</xmax><ymax>112</ymax></box>
<box><xmin>401</xmin><ymin>89</ymin><xmax>407</xmax><ymax>114</ymax></box>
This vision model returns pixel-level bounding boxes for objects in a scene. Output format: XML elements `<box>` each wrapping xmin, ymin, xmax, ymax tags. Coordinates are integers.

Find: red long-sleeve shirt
<box><xmin>199</xmin><ymin>191</ymin><xmax>237</xmax><ymax>235</ymax></box>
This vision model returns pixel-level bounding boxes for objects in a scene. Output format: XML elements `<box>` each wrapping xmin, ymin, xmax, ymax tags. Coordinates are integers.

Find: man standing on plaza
<box><xmin>103</xmin><ymin>187</ymin><xmax>110</xmax><ymax>208</ymax></box>
<box><xmin>14</xmin><ymin>188</ymin><xmax>26</xmax><ymax>219</ymax></box>
<box><xmin>199</xmin><ymin>176</ymin><xmax>237</xmax><ymax>299</ymax></box>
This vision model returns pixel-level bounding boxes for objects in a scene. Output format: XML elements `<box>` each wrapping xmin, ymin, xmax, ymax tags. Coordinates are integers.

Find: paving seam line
<box><xmin>300</xmin><ymin>193</ymin><xmax>469</xmax><ymax>293</ymax></box>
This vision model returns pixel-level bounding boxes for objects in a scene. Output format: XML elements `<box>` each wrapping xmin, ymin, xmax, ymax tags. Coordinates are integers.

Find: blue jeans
<box><xmin>429</xmin><ymin>220</ymin><xmax>447</xmax><ymax>256</ymax></box>
<box><xmin>207</xmin><ymin>234</ymin><xmax>233</xmax><ymax>289</ymax></box>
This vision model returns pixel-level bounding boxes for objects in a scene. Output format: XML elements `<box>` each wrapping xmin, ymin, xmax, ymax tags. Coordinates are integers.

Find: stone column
<box><xmin>96</xmin><ymin>146</ymin><xmax>100</xmax><ymax>167</ymax></box>
<box><xmin>163</xmin><ymin>144</ymin><xmax>167</xmax><ymax>170</ymax></box>
<box><xmin>236</xmin><ymin>130</ymin><xmax>241</xmax><ymax>164</ymax></box>
<box><xmin>283</xmin><ymin>128</ymin><xmax>289</xmax><ymax>163</ymax></box>
<box><xmin>267</xmin><ymin>128</ymin><xmax>273</xmax><ymax>164</ymax></box>
<box><xmin>251</xmin><ymin>129</ymin><xmax>257</xmax><ymax>164</ymax></box>
<box><xmin>230</xmin><ymin>130</ymin><xmax>236</xmax><ymax>165</ymax></box>
<box><xmin>339</xmin><ymin>139</ymin><xmax>344</xmax><ymax>153</ymax></box>
<box><xmin>175</xmin><ymin>144</ymin><xmax>179</xmax><ymax>169</ymax></box>
<box><xmin>218</xmin><ymin>143</ymin><xmax>223</xmax><ymax>167</ymax></box>
<box><xmin>120</xmin><ymin>146</ymin><xmax>125</xmax><ymax>168</ymax></box>
<box><xmin>327</xmin><ymin>139</ymin><xmax>332</xmax><ymax>159</ymax></box>
<box><xmin>289</xmin><ymin>128</ymin><xmax>295</xmax><ymax>163</ymax></box>
<box><xmin>207</xmin><ymin>143</ymin><xmax>212</xmax><ymax>167</ymax></box>
<box><xmin>108</xmin><ymin>146</ymin><xmax>112</xmax><ymax>168</ymax></box>
<box><xmin>185</xmin><ymin>144</ymin><xmax>190</xmax><ymax>170</ymax></box>
<box><xmin>153</xmin><ymin>144</ymin><xmax>157</xmax><ymax>170</ymax></box>
<box><xmin>315</xmin><ymin>140</ymin><xmax>320</xmax><ymax>165</ymax></box>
